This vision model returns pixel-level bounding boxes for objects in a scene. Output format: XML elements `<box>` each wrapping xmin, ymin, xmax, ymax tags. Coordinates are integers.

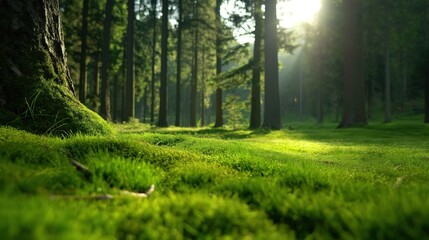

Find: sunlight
<box><xmin>277</xmin><ymin>0</ymin><xmax>321</xmax><ymax>28</ymax></box>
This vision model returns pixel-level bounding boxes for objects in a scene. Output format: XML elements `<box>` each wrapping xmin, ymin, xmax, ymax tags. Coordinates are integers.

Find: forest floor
<box><xmin>1</xmin><ymin>115</ymin><xmax>429</xmax><ymax>239</ymax></box>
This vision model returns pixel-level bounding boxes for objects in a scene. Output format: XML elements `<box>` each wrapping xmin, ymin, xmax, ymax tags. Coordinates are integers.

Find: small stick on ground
<box><xmin>69</xmin><ymin>159</ymin><xmax>92</xmax><ymax>181</ymax></box>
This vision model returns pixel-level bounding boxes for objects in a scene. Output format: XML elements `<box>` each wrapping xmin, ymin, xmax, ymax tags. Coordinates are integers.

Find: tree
<box><xmin>0</xmin><ymin>0</ymin><xmax>111</xmax><ymax>135</ymax></box>
<box><xmin>214</xmin><ymin>0</ymin><xmax>224</xmax><ymax>127</ymax></box>
<box><xmin>150</xmin><ymin>0</ymin><xmax>157</xmax><ymax>123</ymax></box>
<box><xmin>175</xmin><ymin>0</ymin><xmax>183</xmax><ymax>126</ymax></box>
<box><xmin>249</xmin><ymin>0</ymin><xmax>262</xmax><ymax>129</ymax></box>
<box><xmin>124</xmin><ymin>0</ymin><xmax>135</xmax><ymax>121</ymax></box>
<box><xmin>100</xmin><ymin>0</ymin><xmax>115</xmax><ymax>121</ymax></box>
<box><xmin>263</xmin><ymin>0</ymin><xmax>281</xmax><ymax>129</ymax></box>
<box><xmin>158</xmin><ymin>0</ymin><xmax>169</xmax><ymax>127</ymax></box>
<box><xmin>338</xmin><ymin>0</ymin><xmax>367</xmax><ymax>128</ymax></box>
<box><xmin>189</xmin><ymin>0</ymin><xmax>199</xmax><ymax>128</ymax></box>
<box><xmin>424</xmin><ymin>3</ymin><xmax>429</xmax><ymax>123</ymax></box>
<box><xmin>79</xmin><ymin>0</ymin><xmax>89</xmax><ymax>104</ymax></box>
<box><xmin>383</xmin><ymin>1</ymin><xmax>392</xmax><ymax>123</ymax></box>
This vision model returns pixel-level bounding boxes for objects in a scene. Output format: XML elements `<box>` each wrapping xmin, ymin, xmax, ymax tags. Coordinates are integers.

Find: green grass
<box><xmin>1</xmin><ymin>116</ymin><xmax>429</xmax><ymax>239</ymax></box>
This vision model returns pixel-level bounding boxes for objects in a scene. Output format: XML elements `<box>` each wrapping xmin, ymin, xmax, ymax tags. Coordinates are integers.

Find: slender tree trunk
<box><xmin>113</xmin><ymin>74</ymin><xmax>119</xmax><ymax>122</ymax></box>
<box><xmin>250</xmin><ymin>0</ymin><xmax>262</xmax><ymax>129</ymax></box>
<box><xmin>263</xmin><ymin>0</ymin><xmax>282</xmax><ymax>129</ymax></box>
<box><xmin>190</xmin><ymin>20</ymin><xmax>198</xmax><ymax>127</ymax></box>
<box><xmin>150</xmin><ymin>0</ymin><xmax>157</xmax><ymax>124</ymax></box>
<box><xmin>121</xmin><ymin>34</ymin><xmax>127</xmax><ymax>122</ymax></box>
<box><xmin>79</xmin><ymin>0</ymin><xmax>89</xmax><ymax>104</ymax></box>
<box><xmin>401</xmin><ymin>65</ymin><xmax>406</xmax><ymax>112</ymax></box>
<box><xmin>201</xmin><ymin>47</ymin><xmax>206</xmax><ymax>127</ymax></box>
<box><xmin>92</xmin><ymin>51</ymin><xmax>100</xmax><ymax>113</ymax></box>
<box><xmin>100</xmin><ymin>0</ymin><xmax>115</xmax><ymax>121</ymax></box>
<box><xmin>338</xmin><ymin>0</ymin><xmax>367</xmax><ymax>128</ymax></box>
<box><xmin>424</xmin><ymin>5</ymin><xmax>429</xmax><ymax>123</ymax></box>
<box><xmin>214</xmin><ymin>0</ymin><xmax>223</xmax><ymax>127</ymax></box>
<box><xmin>384</xmin><ymin>4</ymin><xmax>391</xmax><ymax>123</ymax></box>
<box><xmin>175</xmin><ymin>0</ymin><xmax>183</xmax><ymax>126</ymax></box>
<box><xmin>0</xmin><ymin>0</ymin><xmax>111</xmax><ymax>135</ymax></box>
<box><xmin>143</xmin><ymin>84</ymin><xmax>148</xmax><ymax>123</ymax></box>
<box><xmin>384</xmin><ymin>33</ymin><xmax>391</xmax><ymax>123</ymax></box>
<box><xmin>124</xmin><ymin>0</ymin><xmax>135</xmax><ymax>122</ymax></box>
<box><xmin>158</xmin><ymin>0</ymin><xmax>168</xmax><ymax>127</ymax></box>
<box><xmin>316</xmin><ymin>42</ymin><xmax>324</xmax><ymax>124</ymax></box>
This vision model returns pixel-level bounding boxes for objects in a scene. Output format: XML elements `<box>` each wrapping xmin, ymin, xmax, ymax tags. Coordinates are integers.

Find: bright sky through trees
<box><xmin>277</xmin><ymin>0</ymin><xmax>321</xmax><ymax>28</ymax></box>
<box><xmin>221</xmin><ymin>0</ymin><xmax>321</xmax><ymax>44</ymax></box>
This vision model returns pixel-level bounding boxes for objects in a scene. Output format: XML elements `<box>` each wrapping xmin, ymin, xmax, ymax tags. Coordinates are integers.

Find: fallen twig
<box><xmin>69</xmin><ymin>159</ymin><xmax>92</xmax><ymax>181</ymax></box>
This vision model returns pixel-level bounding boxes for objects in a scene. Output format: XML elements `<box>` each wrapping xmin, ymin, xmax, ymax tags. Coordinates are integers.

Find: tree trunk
<box><xmin>201</xmin><ymin>47</ymin><xmax>206</xmax><ymax>127</ymax></box>
<box><xmin>150</xmin><ymin>0</ymin><xmax>157</xmax><ymax>124</ymax></box>
<box><xmin>92</xmin><ymin>51</ymin><xmax>100</xmax><ymax>113</ymax></box>
<box><xmin>190</xmin><ymin>20</ymin><xmax>198</xmax><ymax>128</ymax></box>
<box><xmin>424</xmin><ymin>5</ymin><xmax>429</xmax><ymax>123</ymax></box>
<box><xmin>384</xmin><ymin>4</ymin><xmax>391</xmax><ymax>123</ymax></box>
<box><xmin>121</xmin><ymin>33</ymin><xmax>127</xmax><ymax>122</ymax></box>
<box><xmin>143</xmin><ymin>84</ymin><xmax>148</xmax><ymax>123</ymax></box>
<box><xmin>112</xmin><ymin>73</ymin><xmax>119</xmax><ymax>123</ymax></box>
<box><xmin>263</xmin><ymin>0</ymin><xmax>282</xmax><ymax>129</ymax></box>
<box><xmin>384</xmin><ymin>33</ymin><xmax>391</xmax><ymax>123</ymax></box>
<box><xmin>0</xmin><ymin>0</ymin><xmax>111</xmax><ymax>135</ymax></box>
<box><xmin>175</xmin><ymin>0</ymin><xmax>183</xmax><ymax>127</ymax></box>
<box><xmin>124</xmin><ymin>0</ymin><xmax>135</xmax><ymax>122</ymax></box>
<box><xmin>157</xmin><ymin>0</ymin><xmax>168</xmax><ymax>127</ymax></box>
<box><xmin>100</xmin><ymin>0</ymin><xmax>114</xmax><ymax>121</ymax></box>
<box><xmin>214</xmin><ymin>0</ymin><xmax>223</xmax><ymax>127</ymax></box>
<box><xmin>249</xmin><ymin>0</ymin><xmax>262</xmax><ymax>129</ymax></box>
<box><xmin>79</xmin><ymin>0</ymin><xmax>89</xmax><ymax>104</ymax></box>
<box><xmin>338</xmin><ymin>0</ymin><xmax>367</xmax><ymax>128</ymax></box>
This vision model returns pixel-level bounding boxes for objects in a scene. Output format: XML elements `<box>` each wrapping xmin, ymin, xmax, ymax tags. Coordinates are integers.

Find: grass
<box><xmin>1</xmin><ymin>116</ymin><xmax>429</xmax><ymax>239</ymax></box>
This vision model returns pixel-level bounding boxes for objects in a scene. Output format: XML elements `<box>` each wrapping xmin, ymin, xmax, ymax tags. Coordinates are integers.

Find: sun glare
<box><xmin>277</xmin><ymin>0</ymin><xmax>321</xmax><ymax>28</ymax></box>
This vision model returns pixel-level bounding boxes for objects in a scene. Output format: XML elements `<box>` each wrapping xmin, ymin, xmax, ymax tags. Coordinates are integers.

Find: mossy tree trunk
<box><xmin>0</xmin><ymin>0</ymin><xmax>112</xmax><ymax>135</ymax></box>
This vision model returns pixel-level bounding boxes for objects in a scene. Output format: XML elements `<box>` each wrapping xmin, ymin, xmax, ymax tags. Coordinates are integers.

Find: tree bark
<box><xmin>0</xmin><ymin>0</ymin><xmax>111</xmax><ymax>135</ymax></box>
<box><xmin>263</xmin><ymin>0</ymin><xmax>282</xmax><ymax>129</ymax></box>
<box><xmin>190</xmin><ymin>18</ymin><xmax>198</xmax><ymax>128</ymax></box>
<box><xmin>79</xmin><ymin>0</ymin><xmax>89</xmax><ymax>104</ymax></box>
<box><xmin>214</xmin><ymin>0</ymin><xmax>223</xmax><ymax>128</ymax></box>
<box><xmin>124</xmin><ymin>0</ymin><xmax>135</xmax><ymax>122</ymax></box>
<box><xmin>384</xmin><ymin>3</ymin><xmax>391</xmax><ymax>123</ymax></box>
<box><xmin>100</xmin><ymin>0</ymin><xmax>114</xmax><ymax>121</ymax></box>
<box><xmin>249</xmin><ymin>0</ymin><xmax>262</xmax><ymax>129</ymax></box>
<box><xmin>338</xmin><ymin>0</ymin><xmax>367</xmax><ymax>128</ymax></box>
<box><xmin>92</xmin><ymin>50</ymin><xmax>100</xmax><ymax>113</ymax></box>
<box><xmin>175</xmin><ymin>0</ymin><xmax>183</xmax><ymax>127</ymax></box>
<box><xmin>424</xmin><ymin>5</ymin><xmax>429</xmax><ymax>123</ymax></box>
<box><xmin>150</xmin><ymin>0</ymin><xmax>157</xmax><ymax>124</ymax></box>
<box><xmin>201</xmin><ymin>47</ymin><xmax>206</xmax><ymax>127</ymax></box>
<box><xmin>157</xmin><ymin>0</ymin><xmax>168</xmax><ymax>127</ymax></box>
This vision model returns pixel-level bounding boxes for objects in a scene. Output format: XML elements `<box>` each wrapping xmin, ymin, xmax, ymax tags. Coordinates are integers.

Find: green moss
<box><xmin>0</xmin><ymin>45</ymin><xmax>112</xmax><ymax>136</ymax></box>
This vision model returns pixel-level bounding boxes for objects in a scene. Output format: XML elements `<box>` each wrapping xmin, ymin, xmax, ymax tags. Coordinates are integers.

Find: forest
<box><xmin>0</xmin><ymin>0</ymin><xmax>429</xmax><ymax>239</ymax></box>
<box><xmin>59</xmin><ymin>0</ymin><xmax>429</xmax><ymax>129</ymax></box>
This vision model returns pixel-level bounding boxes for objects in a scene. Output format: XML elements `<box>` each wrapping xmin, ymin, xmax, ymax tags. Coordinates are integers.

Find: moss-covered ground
<box><xmin>1</xmin><ymin>115</ymin><xmax>428</xmax><ymax>239</ymax></box>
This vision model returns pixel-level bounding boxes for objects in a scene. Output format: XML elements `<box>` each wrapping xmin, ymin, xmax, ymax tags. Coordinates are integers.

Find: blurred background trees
<box><xmin>60</xmin><ymin>0</ymin><xmax>429</xmax><ymax>128</ymax></box>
